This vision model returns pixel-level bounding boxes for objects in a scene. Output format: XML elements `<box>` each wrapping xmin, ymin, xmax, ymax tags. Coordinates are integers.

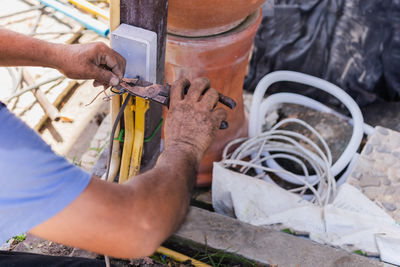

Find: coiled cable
<box><xmin>222</xmin><ymin>118</ymin><xmax>335</xmax><ymax>206</ymax></box>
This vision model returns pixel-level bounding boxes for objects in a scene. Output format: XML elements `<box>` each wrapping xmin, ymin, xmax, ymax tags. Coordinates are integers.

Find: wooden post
<box><xmin>107</xmin><ymin>0</ymin><xmax>122</xmax><ymax>182</ymax></box>
<box><xmin>120</xmin><ymin>0</ymin><xmax>168</xmax><ymax>170</ymax></box>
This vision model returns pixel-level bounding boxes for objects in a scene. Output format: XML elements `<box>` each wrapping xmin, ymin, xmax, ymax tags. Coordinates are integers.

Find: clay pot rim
<box><xmin>167</xmin><ymin>9</ymin><xmax>262</xmax><ymax>43</ymax></box>
<box><xmin>167</xmin><ymin>0</ymin><xmax>266</xmax><ymax>38</ymax></box>
<box><xmin>167</xmin><ymin>18</ymin><xmax>247</xmax><ymax>38</ymax></box>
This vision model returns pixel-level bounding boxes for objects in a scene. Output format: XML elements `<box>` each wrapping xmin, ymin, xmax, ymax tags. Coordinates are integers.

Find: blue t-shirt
<box><xmin>0</xmin><ymin>102</ymin><xmax>91</xmax><ymax>244</ymax></box>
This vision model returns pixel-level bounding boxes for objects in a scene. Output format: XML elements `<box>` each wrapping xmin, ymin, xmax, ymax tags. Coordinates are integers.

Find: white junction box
<box><xmin>111</xmin><ymin>23</ymin><xmax>157</xmax><ymax>83</ymax></box>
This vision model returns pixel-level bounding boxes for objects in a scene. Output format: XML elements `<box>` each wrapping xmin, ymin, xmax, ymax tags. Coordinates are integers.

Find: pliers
<box><xmin>118</xmin><ymin>78</ymin><xmax>236</xmax><ymax>129</ymax></box>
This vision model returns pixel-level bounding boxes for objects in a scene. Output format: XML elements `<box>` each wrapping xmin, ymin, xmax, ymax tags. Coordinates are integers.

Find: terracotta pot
<box><xmin>165</xmin><ymin>9</ymin><xmax>262</xmax><ymax>186</ymax></box>
<box><xmin>168</xmin><ymin>0</ymin><xmax>265</xmax><ymax>37</ymax></box>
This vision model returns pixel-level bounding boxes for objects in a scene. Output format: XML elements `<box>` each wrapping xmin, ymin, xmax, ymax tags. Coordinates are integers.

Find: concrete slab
<box><xmin>173</xmin><ymin>207</ymin><xmax>384</xmax><ymax>267</ymax></box>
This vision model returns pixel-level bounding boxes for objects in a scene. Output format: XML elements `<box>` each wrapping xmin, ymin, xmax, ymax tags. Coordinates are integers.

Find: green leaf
<box><xmin>14</xmin><ymin>233</ymin><xmax>26</xmax><ymax>242</ymax></box>
<box><xmin>281</xmin><ymin>228</ymin><xmax>295</xmax><ymax>235</ymax></box>
<box><xmin>353</xmin><ymin>250</ymin><xmax>367</xmax><ymax>256</ymax></box>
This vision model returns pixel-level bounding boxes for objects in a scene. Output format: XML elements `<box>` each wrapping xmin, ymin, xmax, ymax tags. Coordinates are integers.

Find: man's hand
<box><xmin>54</xmin><ymin>42</ymin><xmax>126</xmax><ymax>87</ymax></box>
<box><xmin>164</xmin><ymin>77</ymin><xmax>227</xmax><ymax>161</ymax></box>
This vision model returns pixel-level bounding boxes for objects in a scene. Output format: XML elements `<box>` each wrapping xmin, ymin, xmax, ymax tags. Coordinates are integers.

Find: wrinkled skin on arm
<box><xmin>30</xmin><ymin>78</ymin><xmax>227</xmax><ymax>259</ymax></box>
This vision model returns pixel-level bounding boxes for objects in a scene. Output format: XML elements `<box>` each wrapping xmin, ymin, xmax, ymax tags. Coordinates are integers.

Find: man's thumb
<box><xmin>109</xmin><ymin>75</ymin><xmax>120</xmax><ymax>87</ymax></box>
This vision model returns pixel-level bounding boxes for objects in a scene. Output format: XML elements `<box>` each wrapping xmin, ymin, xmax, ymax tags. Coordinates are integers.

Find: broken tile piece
<box><xmin>371</xmin><ymin>171</ymin><xmax>387</xmax><ymax>178</ymax></box>
<box><xmin>382</xmin><ymin>178</ymin><xmax>391</xmax><ymax>186</ymax></box>
<box><xmin>364</xmin><ymin>144</ymin><xmax>373</xmax><ymax>155</ymax></box>
<box><xmin>393</xmin><ymin>151</ymin><xmax>400</xmax><ymax>159</ymax></box>
<box><xmin>359</xmin><ymin>175</ymin><xmax>381</xmax><ymax>187</ymax></box>
<box><xmin>377</xmin><ymin>127</ymin><xmax>389</xmax><ymax>136</ymax></box>
<box><xmin>384</xmin><ymin>187</ymin><xmax>396</xmax><ymax>195</ymax></box>
<box><xmin>375</xmin><ymin>146</ymin><xmax>390</xmax><ymax>154</ymax></box>
<box><xmin>382</xmin><ymin>202</ymin><xmax>397</xmax><ymax>212</ymax></box>
<box><xmin>364</xmin><ymin>187</ymin><xmax>380</xmax><ymax>200</ymax></box>
<box><xmin>384</xmin><ymin>157</ymin><xmax>396</xmax><ymax>167</ymax></box>
<box><xmin>369</xmin><ymin>137</ymin><xmax>381</xmax><ymax>146</ymax></box>
<box><xmin>352</xmin><ymin>171</ymin><xmax>362</xmax><ymax>180</ymax></box>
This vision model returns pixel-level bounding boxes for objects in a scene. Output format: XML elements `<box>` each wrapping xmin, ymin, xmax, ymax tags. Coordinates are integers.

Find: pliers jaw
<box><xmin>119</xmin><ymin>78</ymin><xmax>171</xmax><ymax>106</ymax></box>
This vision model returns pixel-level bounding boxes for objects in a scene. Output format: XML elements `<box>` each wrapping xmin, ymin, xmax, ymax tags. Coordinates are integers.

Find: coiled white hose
<box><xmin>249</xmin><ymin>71</ymin><xmax>365</xmax><ymax>178</ymax></box>
<box><xmin>221</xmin><ymin>71</ymin><xmax>369</xmax><ymax>205</ymax></box>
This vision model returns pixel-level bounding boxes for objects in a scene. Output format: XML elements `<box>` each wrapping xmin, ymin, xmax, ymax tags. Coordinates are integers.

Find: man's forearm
<box><xmin>0</xmin><ymin>28</ymin><xmax>62</xmax><ymax>69</ymax></box>
<box><xmin>125</xmin><ymin>145</ymin><xmax>198</xmax><ymax>242</ymax></box>
<box><xmin>30</xmin><ymin>145</ymin><xmax>199</xmax><ymax>259</ymax></box>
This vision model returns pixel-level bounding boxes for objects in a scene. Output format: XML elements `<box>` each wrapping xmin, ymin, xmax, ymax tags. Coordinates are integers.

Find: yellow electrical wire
<box><xmin>128</xmin><ymin>97</ymin><xmax>149</xmax><ymax>178</ymax></box>
<box><xmin>156</xmin><ymin>246</ymin><xmax>212</xmax><ymax>267</ymax></box>
<box><xmin>118</xmin><ymin>94</ymin><xmax>134</xmax><ymax>183</ymax></box>
<box><xmin>68</xmin><ymin>0</ymin><xmax>110</xmax><ymax>20</ymax></box>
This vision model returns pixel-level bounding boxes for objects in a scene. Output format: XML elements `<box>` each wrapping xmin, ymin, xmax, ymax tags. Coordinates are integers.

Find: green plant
<box><xmin>88</xmin><ymin>141</ymin><xmax>109</xmax><ymax>157</ymax></box>
<box><xmin>7</xmin><ymin>233</ymin><xmax>27</xmax><ymax>243</ymax></box>
<box><xmin>281</xmin><ymin>228</ymin><xmax>295</xmax><ymax>235</ymax></box>
<box><xmin>150</xmin><ymin>253</ymin><xmax>168</xmax><ymax>265</ymax></box>
<box><xmin>72</xmin><ymin>156</ymin><xmax>82</xmax><ymax>167</ymax></box>
<box><xmin>14</xmin><ymin>233</ymin><xmax>26</xmax><ymax>242</ymax></box>
<box><xmin>353</xmin><ymin>250</ymin><xmax>368</xmax><ymax>256</ymax></box>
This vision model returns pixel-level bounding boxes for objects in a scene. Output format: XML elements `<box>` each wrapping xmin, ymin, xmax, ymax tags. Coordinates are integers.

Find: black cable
<box><xmin>105</xmin><ymin>94</ymin><xmax>131</xmax><ymax>182</ymax></box>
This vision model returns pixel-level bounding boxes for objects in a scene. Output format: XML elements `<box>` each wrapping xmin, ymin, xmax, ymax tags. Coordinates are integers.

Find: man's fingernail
<box><xmin>110</xmin><ymin>76</ymin><xmax>119</xmax><ymax>86</ymax></box>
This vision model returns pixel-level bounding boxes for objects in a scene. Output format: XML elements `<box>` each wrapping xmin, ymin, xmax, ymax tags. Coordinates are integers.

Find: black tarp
<box><xmin>245</xmin><ymin>0</ymin><xmax>400</xmax><ymax>106</ymax></box>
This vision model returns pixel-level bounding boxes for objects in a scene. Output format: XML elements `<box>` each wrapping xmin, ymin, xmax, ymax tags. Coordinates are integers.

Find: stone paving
<box><xmin>348</xmin><ymin>126</ymin><xmax>400</xmax><ymax>222</ymax></box>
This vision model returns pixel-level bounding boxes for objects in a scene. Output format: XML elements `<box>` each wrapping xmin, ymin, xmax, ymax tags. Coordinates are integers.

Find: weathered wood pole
<box><xmin>119</xmin><ymin>0</ymin><xmax>168</xmax><ymax>171</ymax></box>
